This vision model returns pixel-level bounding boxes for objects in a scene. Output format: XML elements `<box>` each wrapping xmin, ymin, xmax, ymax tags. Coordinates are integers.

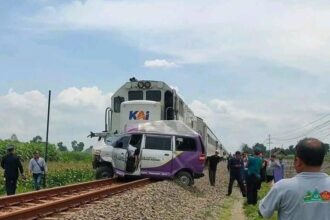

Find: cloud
<box><xmin>55</xmin><ymin>87</ymin><xmax>112</xmax><ymax>110</ymax></box>
<box><xmin>28</xmin><ymin>0</ymin><xmax>330</xmax><ymax>74</ymax></box>
<box><xmin>0</xmin><ymin>89</ymin><xmax>47</xmax><ymax>136</ymax></box>
<box><xmin>0</xmin><ymin>87</ymin><xmax>112</xmax><ymax>148</ymax></box>
<box><xmin>189</xmin><ymin>98</ymin><xmax>330</xmax><ymax>151</ymax></box>
<box><xmin>189</xmin><ymin>99</ymin><xmax>271</xmax><ymax>150</ymax></box>
<box><xmin>190</xmin><ymin>99</ymin><xmax>269</xmax><ymax>129</ymax></box>
<box><xmin>144</xmin><ymin>59</ymin><xmax>179</xmax><ymax>68</ymax></box>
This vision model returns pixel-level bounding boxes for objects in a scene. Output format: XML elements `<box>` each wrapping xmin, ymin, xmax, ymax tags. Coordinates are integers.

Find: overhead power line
<box><xmin>272</xmin><ymin>113</ymin><xmax>330</xmax><ymax>139</ymax></box>
<box><xmin>272</xmin><ymin>119</ymin><xmax>330</xmax><ymax>142</ymax></box>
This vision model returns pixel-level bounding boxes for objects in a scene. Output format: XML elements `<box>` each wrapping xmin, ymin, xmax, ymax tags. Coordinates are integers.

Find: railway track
<box><xmin>0</xmin><ymin>178</ymin><xmax>151</xmax><ymax>220</ymax></box>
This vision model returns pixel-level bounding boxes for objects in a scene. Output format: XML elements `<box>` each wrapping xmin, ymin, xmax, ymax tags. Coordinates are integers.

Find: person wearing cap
<box><xmin>227</xmin><ymin>151</ymin><xmax>246</xmax><ymax>197</ymax></box>
<box><xmin>1</xmin><ymin>145</ymin><xmax>25</xmax><ymax>195</ymax></box>
<box><xmin>208</xmin><ymin>150</ymin><xmax>221</xmax><ymax>186</ymax></box>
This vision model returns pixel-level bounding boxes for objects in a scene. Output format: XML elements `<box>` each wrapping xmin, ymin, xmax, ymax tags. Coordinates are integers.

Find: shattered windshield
<box><xmin>105</xmin><ymin>134</ymin><xmax>122</xmax><ymax>146</ymax></box>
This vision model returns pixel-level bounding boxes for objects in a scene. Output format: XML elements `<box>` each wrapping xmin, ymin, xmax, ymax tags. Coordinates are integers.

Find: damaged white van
<box><xmin>95</xmin><ymin>120</ymin><xmax>206</xmax><ymax>186</ymax></box>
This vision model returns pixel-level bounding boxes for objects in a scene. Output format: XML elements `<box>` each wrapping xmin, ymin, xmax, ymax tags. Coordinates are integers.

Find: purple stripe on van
<box><xmin>141</xmin><ymin>151</ymin><xmax>204</xmax><ymax>178</ymax></box>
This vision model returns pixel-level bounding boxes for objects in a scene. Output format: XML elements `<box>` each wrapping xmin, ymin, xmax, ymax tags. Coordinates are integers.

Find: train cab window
<box><xmin>146</xmin><ymin>90</ymin><xmax>161</xmax><ymax>101</ymax></box>
<box><xmin>145</xmin><ymin>136</ymin><xmax>172</xmax><ymax>151</ymax></box>
<box><xmin>128</xmin><ymin>91</ymin><xmax>143</xmax><ymax>100</ymax></box>
<box><xmin>114</xmin><ymin>96</ymin><xmax>125</xmax><ymax>113</ymax></box>
<box><xmin>175</xmin><ymin>136</ymin><xmax>196</xmax><ymax>151</ymax></box>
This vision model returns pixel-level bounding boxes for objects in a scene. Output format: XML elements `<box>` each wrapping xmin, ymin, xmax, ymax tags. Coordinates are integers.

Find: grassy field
<box><xmin>0</xmin><ymin>161</ymin><xmax>94</xmax><ymax>196</ymax></box>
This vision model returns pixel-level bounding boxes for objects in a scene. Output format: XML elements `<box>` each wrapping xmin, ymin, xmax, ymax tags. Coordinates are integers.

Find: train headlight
<box><xmin>138</xmin><ymin>81</ymin><xmax>144</xmax><ymax>88</ymax></box>
<box><xmin>144</xmin><ymin>81</ymin><xmax>151</xmax><ymax>88</ymax></box>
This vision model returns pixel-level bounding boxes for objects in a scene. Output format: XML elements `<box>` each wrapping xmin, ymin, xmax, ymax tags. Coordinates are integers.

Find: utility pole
<box><xmin>44</xmin><ymin>90</ymin><xmax>51</xmax><ymax>188</ymax></box>
<box><xmin>268</xmin><ymin>134</ymin><xmax>271</xmax><ymax>158</ymax></box>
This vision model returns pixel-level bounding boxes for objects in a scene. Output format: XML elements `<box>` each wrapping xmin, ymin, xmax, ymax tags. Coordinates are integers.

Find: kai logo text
<box><xmin>129</xmin><ymin>111</ymin><xmax>150</xmax><ymax>120</ymax></box>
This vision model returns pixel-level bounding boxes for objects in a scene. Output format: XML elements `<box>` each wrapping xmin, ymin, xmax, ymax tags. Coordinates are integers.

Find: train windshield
<box><xmin>128</xmin><ymin>91</ymin><xmax>143</xmax><ymax>100</ymax></box>
<box><xmin>146</xmin><ymin>90</ymin><xmax>161</xmax><ymax>101</ymax></box>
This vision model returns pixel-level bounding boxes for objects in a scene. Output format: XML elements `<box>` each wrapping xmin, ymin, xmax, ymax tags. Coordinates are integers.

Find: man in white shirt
<box><xmin>28</xmin><ymin>151</ymin><xmax>47</xmax><ymax>190</ymax></box>
<box><xmin>259</xmin><ymin>138</ymin><xmax>330</xmax><ymax>220</ymax></box>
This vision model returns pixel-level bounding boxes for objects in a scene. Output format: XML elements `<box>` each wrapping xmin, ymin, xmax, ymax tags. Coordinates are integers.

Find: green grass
<box><xmin>244</xmin><ymin>183</ymin><xmax>277</xmax><ymax>220</ymax></box>
<box><xmin>217</xmin><ymin>195</ymin><xmax>234</xmax><ymax>220</ymax></box>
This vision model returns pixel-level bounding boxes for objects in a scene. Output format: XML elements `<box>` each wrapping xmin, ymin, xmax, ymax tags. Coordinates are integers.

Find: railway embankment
<box><xmin>61</xmin><ymin>163</ymin><xmax>229</xmax><ymax>220</ymax></box>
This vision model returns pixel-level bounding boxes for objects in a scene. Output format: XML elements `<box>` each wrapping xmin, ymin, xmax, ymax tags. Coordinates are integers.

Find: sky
<box><xmin>1</xmin><ymin>0</ymin><xmax>330</xmax><ymax>153</ymax></box>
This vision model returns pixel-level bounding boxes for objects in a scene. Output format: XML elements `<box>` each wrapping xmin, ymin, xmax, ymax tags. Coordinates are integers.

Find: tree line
<box><xmin>240</xmin><ymin>142</ymin><xmax>330</xmax><ymax>156</ymax></box>
<box><xmin>11</xmin><ymin>134</ymin><xmax>92</xmax><ymax>153</ymax></box>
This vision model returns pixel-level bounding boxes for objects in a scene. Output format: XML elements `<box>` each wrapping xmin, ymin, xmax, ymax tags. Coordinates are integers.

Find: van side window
<box><xmin>175</xmin><ymin>136</ymin><xmax>196</xmax><ymax>151</ymax></box>
<box><xmin>129</xmin><ymin>134</ymin><xmax>143</xmax><ymax>149</ymax></box>
<box><xmin>145</xmin><ymin>136</ymin><xmax>171</xmax><ymax>151</ymax></box>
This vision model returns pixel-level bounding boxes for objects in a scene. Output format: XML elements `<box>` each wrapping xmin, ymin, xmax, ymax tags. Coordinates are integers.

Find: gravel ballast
<box><xmin>62</xmin><ymin>163</ymin><xmax>230</xmax><ymax>220</ymax></box>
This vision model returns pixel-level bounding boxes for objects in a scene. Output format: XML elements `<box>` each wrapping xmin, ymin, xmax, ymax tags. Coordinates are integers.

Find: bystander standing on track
<box><xmin>259</xmin><ymin>138</ymin><xmax>330</xmax><ymax>219</ymax></box>
<box><xmin>29</xmin><ymin>151</ymin><xmax>47</xmax><ymax>190</ymax></box>
<box><xmin>226</xmin><ymin>151</ymin><xmax>246</xmax><ymax>197</ymax></box>
<box><xmin>1</xmin><ymin>145</ymin><xmax>25</xmax><ymax>195</ymax></box>
<box><xmin>208</xmin><ymin>150</ymin><xmax>221</xmax><ymax>186</ymax></box>
<box><xmin>246</xmin><ymin>149</ymin><xmax>262</xmax><ymax>205</ymax></box>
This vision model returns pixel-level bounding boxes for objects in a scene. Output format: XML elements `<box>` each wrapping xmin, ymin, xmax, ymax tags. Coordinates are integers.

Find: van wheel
<box><xmin>95</xmin><ymin>166</ymin><xmax>114</xmax><ymax>179</ymax></box>
<box><xmin>176</xmin><ymin>171</ymin><xmax>194</xmax><ymax>186</ymax></box>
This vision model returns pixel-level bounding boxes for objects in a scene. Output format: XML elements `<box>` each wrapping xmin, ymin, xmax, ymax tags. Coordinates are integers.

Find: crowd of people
<box><xmin>1</xmin><ymin>145</ymin><xmax>47</xmax><ymax>195</ymax></box>
<box><xmin>224</xmin><ymin>149</ymin><xmax>285</xmax><ymax>204</ymax></box>
<box><xmin>209</xmin><ymin>137</ymin><xmax>330</xmax><ymax>219</ymax></box>
<box><xmin>2</xmin><ymin>138</ymin><xmax>329</xmax><ymax>219</ymax></box>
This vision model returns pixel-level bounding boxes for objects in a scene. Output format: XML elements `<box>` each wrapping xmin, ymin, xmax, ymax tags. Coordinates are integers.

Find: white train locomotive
<box><xmin>91</xmin><ymin>78</ymin><xmax>227</xmax><ymax>179</ymax></box>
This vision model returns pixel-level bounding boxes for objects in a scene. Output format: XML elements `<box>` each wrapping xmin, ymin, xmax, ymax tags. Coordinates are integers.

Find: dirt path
<box><xmin>230</xmin><ymin>190</ymin><xmax>246</xmax><ymax>220</ymax></box>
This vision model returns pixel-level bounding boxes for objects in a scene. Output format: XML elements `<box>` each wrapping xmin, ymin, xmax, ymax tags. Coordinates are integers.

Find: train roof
<box><xmin>125</xmin><ymin>120</ymin><xmax>199</xmax><ymax>137</ymax></box>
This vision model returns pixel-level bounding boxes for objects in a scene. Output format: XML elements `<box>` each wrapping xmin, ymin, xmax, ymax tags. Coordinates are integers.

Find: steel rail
<box><xmin>0</xmin><ymin>178</ymin><xmax>151</xmax><ymax>220</ymax></box>
<box><xmin>0</xmin><ymin>178</ymin><xmax>114</xmax><ymax>208</ymax></box>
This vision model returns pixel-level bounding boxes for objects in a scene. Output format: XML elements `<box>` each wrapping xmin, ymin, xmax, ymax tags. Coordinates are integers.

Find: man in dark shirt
<box><xmin>208</xmin><ymin>150</ymin><xmax>221</xmax><ymax>186</ymax></box>
<box><xmin>227</xmin><ymin>151</ymin><xmax>246</xmax><ymax>197</ymax></box>
<box><xmin>1</xmin><ymin>145</ymin><xmax>25</xmax><ymax>195</ymax></box>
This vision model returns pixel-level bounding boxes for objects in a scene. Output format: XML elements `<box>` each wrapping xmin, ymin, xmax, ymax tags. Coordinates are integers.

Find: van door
<box><xmin>112</xmin><ymin>135</ymin><xmax>131</xmax><ymax>175</ymax></box>
<box><xmin>140</xmin><ymin>135</ymin><xmax>173</xmax><ymax>177</ymax></box>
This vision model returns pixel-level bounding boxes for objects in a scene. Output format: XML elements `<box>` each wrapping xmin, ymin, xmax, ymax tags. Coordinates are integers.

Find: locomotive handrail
<box><xmin>87</xmin><ymin>131</ymin><xmax>110</xmax><ymax>138</ymax></box>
